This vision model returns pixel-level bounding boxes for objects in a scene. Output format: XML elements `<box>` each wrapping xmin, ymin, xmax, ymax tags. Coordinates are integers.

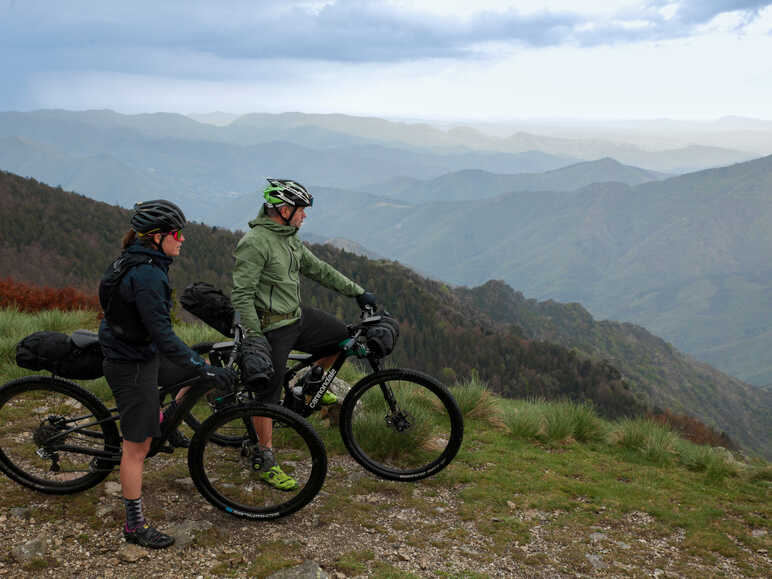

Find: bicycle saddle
<box><xmin>71</xmin><ymin>329</ymin><xmax>100</xmax><ymax>349</ymax></box>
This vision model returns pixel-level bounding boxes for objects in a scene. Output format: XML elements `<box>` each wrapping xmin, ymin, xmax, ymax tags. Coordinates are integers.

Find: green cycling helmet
<box><xmin>263</xmin><ymin>178</ymin><xmax>313</xmax><ymax>208</ymax></box>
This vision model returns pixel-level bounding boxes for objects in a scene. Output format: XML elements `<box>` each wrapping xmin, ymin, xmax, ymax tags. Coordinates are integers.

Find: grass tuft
<box><xmin>450</xmin><ymin>377</ymin><xmax>503</xmax><ymax>426</ymax></box>
<box><xmin>611</xmin><ymin>418</ymin><xmax>679</xmax><ymax>464</ymax></box>
<box><xmin>504</xmin><ymin>398</ymin><xmax>606</xmax><ymax>444</ymax></box>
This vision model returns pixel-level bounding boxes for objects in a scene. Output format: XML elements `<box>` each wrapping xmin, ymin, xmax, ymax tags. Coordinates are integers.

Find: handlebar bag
<box><xmin>365</xmin><ymin>314</ymin><xmax>400</xmax><ymax>357</ymax></box>
<box><xmin>180</xmin><ymin>282</ymin><xmax>235</xmax><ymax>337</ymax></box>
<box><xmin>16</xmin><ymin>330</ymin><xmax>104</xmax><ymax>379</ymax></box>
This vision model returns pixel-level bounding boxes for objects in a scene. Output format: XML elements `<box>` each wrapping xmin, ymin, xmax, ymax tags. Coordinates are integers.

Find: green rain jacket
<box><xmin>231</xmin><ymin>208</ymin><xmax>365</xmax><ymax>337</ymax></box>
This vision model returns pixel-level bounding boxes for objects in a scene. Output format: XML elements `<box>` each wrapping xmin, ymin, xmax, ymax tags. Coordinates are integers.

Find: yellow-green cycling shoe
<box><xmin>259</xmin><ymin>465</ymin><xmax>299</xmax><ymax>491</ymax></box>
<box><xmin>320</xmin><ymin>390</ymin><xmax>338</xmax><ymax>405</ymax></box>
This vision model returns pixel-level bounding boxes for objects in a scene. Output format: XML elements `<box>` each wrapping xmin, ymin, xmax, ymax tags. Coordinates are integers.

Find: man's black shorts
<box><xmin>259</xmin><ymin>307</ymin><xmax>349</xmax><ymax>403</ymax></box>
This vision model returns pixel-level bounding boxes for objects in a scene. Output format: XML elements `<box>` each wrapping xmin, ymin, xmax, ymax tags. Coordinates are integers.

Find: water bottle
<box><xmin>301</xmin><ymin>365</ymin><xmax>324</xmax><ymax>397</ymax></box>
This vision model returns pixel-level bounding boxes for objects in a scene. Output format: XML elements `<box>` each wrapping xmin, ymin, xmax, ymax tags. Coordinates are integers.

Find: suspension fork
<box><xmin>368</xmin><ymin>358</ymin><xmax>399</xmax><ymax>413</ymax></box>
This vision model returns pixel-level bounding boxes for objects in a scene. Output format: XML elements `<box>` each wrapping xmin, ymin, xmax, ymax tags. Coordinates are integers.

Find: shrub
<box><xmin>648</xmin><ymin>409</ymin><xmax>737</xmax><ymax>450</ymax></box>
<box><xmin>0</xmin><ymin>278</ymin><xmax>99</xmax><ymax>313</ymax></box>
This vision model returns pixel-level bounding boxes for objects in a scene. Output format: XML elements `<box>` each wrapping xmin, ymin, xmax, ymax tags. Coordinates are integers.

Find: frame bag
<box><xmin>16</xmin><ymin>330</ymin><xmax>104</xmax><ymax>379</ymax></box>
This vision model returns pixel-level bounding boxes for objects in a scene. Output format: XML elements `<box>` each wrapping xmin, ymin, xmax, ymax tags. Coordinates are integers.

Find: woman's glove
<box><xmin>202</xmin><ymin>365</ymin><xmax>238</xmax><ymax>390</ymax></box>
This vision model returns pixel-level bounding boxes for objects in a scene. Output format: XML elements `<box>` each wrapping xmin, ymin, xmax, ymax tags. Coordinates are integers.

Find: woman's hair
<box><xmin>121</xmin><ymin>229</ymin><xmax>157</xmax><ymax>249</ymax></box>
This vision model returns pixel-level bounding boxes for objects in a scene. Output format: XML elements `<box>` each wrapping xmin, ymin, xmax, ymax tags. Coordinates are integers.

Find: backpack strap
<box><xmin>99</xmin><ymin>253</ymin><xmax>156</xmax><ymax>343</ymax></box>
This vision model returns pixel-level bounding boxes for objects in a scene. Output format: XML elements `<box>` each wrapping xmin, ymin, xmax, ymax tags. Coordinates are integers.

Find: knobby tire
<box><xmin>187</xmin><ymin>402</ymin><xmax>327</xmax><ymax>520</ymax></box>
<box><xmin>339</xmin><ymin>368</ymin><xmax>463</xmax><ymax>481</ymax></box>
<box><xmin>0</xmin><ymin>376</ymin><xmax>121</xmax><ymax>494</ymax></box>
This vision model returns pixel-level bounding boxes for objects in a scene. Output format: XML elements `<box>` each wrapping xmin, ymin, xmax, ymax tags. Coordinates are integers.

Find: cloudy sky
<box><xmin>2</xmin><ymin>0</ymin><xmax>771</xmax><ymax>120</ymax></box>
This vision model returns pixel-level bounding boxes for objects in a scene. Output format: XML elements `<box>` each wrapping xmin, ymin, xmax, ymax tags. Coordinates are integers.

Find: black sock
<box><xmin>124</xmin><ymin>496</ymin><xmax>145</xmax><ymax>531</ymax></box>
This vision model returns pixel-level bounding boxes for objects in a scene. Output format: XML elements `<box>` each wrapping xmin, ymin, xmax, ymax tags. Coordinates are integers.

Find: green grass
<box><xmin>449</xmin><ymin>376</ymin><xmax>503</xmax><ymax>427</ymax></box>
<box><xmin>1</xmin><ymin>307</ymin><xmax>770</xmax><ymax>576</ymax></box>
<box><xmin>503</xmin><ymin>398</ymin><xmax>607</xmax><ymax>444</ymax></box>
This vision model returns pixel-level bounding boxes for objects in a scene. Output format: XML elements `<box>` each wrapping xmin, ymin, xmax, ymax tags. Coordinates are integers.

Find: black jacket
<box><xmin>99</xmin><ymin>243</ymin><xmax>205</xmax><ymax>370</ymax></box>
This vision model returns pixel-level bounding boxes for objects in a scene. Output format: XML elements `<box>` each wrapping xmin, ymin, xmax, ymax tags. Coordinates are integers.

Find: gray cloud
<box><xmin>670</xmin><ymin>1</ymin><xmax>771</xmax><ymax>25</ymax></box>
<box><xmin>0</xmin><ymin>0</ymin><xmax>769</xmax><ymax>79</ymax></box>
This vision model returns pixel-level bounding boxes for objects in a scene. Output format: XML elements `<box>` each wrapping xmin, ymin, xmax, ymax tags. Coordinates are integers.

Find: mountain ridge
<box><xmin>361</xmin><ymin>157</ymin><xmax>666</xmax><ymax>202</ymax></box>
<box><xmin>456</xmin><ymin>280</ymin><xmax>771</xmax><ymax>457</ymax></box>
<box><xmin>297</xmin><ymin>154</ymin><xmax>772</xmax><ymax>388</ymax></box>
<box><xmin>1</xmin><ymin>169</ymin><xmax>768</xmax><ymax>458</ymax></box>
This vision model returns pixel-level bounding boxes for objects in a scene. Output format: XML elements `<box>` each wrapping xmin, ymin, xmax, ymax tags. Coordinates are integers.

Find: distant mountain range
<box><xmin>1</xmin><ymin>170</ymin><xmax>769</xmax><ymax>458</ymax></box>
<box><xmin>220</xmin><ymin>111</ymin><xmax>761</xmax><ymax>172</ymax></box>
<box><xmin>361</xmin><ymin>157</ymin><xmax>667</xmax><ymax>202</ymax></box>
<box><xmin>0</xmin><ymin>110</ymin><xmax>580</xmax><ymax>221</ymax></box>
<box><xmin>1</xmin><ymin>108</ymin><xmax>770</xmax><ymax>388</ymax></box>
<box><xmin>293</xmin><ymin>154</ymin><xmax>772</xmax><ymax>388</ymax></box>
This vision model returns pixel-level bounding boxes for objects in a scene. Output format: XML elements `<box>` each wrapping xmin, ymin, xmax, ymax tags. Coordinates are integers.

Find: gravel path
<box><xmin>2</xmin><ymin>452</ymin><xmax>769</xmax><ymax>578</ymax></box>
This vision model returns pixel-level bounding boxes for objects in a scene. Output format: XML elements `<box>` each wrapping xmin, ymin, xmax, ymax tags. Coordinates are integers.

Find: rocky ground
<box><xmin>2</xmin><ymin>449</ymin><xmax>769</xmax><ymax>578</ymax></box>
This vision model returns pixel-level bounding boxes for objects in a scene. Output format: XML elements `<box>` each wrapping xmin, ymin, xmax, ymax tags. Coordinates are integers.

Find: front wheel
<box><xmin>0</xmin><ymin>376</ymin><xmax>121</xmax><ymax>494</ymax></box>
<box><xmin>188</xmin><ymin>402</ymin><xmax>327</xmax><ymax>520</ymax></box>
<box><xmin>340</xmin><ymin>369</ymin><xmax>464</xmax><ymax>481</ymax></box>
<box><xmin>184</xmin><ymin>342</ymin><xmax>245</xmax><ymax>447</ymax></box>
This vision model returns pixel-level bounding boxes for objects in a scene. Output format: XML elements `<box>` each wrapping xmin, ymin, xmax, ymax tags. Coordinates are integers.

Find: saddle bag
<box><xmin>15</xmin><ymin>330</ymin><xmax>104</xmax><ymax>379</ymax></box>
<box><xmin>180</xmin><ymin>282</ymin><xmax>235</xmax><ymax>337</ymax></box>
<box><xmin>365</xmin><ymin>314</ymin><xmax>400</xmax><ymax>357</ymax></box>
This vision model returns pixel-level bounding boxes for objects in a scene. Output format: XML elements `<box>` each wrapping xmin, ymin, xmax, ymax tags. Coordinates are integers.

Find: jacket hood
<box><xmin>125</xmin><ymin>242</ymin><xmax>173</xmax><ymax>270</ymax></box>
<box><xmin>248</xmin><ymin>206</ymin><xmax>298</xmax><ymax>237</ymax></box>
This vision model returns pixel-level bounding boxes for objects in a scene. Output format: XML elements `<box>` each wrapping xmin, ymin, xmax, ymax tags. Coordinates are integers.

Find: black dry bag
<box><xmin>180</xmin><ymin>282</ymin><xmax>235</xmax><ymax>337</ymax></box>
<box><xmin>16</xmin><ymin>330</ymin><xmax>104</xmax><ymax>379</ymax></box>
<box><xmin>365</xmin><ymin>314</ymin><xmax>400</xmax><ymax>357</ymax></box>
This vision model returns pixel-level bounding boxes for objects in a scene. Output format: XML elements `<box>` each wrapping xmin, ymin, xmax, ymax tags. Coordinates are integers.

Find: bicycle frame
<box><xmin>282</xmin><ymin>316</ymin><xmax>390</xmax><ymax>415</ymax></box>
<box><xmin>40</xmin><ymin>374</ymin><xmax>214</xmax><ymax>469</ymax></box>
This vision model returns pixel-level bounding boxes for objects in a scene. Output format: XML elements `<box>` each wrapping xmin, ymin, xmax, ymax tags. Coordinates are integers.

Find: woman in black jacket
<box><xmin>99</xmin><ymin>200</ymin><xmax>234</xmax><ymax>549</ymax></box>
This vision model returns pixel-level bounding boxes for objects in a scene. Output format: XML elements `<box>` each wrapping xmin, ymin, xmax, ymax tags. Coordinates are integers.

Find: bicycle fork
<box><xmin>368</xmin><ymin>359</ymin><xmax>414</xmax><ymax>434</ymax></box>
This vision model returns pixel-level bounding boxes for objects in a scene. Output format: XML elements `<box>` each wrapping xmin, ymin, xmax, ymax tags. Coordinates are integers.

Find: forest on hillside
<box><xmin>0</xmin><ymin>170</ymin><xmax>643</xmax><ymax>420</ymax></box>
<box><xmin>3</xmin><ymin>170</ymin><xmax>770</xmax><ymax>458</ymax></box>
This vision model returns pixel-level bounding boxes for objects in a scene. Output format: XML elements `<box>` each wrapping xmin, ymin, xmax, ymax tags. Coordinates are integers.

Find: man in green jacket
<box><xmin>232</xmin><ymin>178</ymin><xmax>375</xmax><ymax>490</ymax></box>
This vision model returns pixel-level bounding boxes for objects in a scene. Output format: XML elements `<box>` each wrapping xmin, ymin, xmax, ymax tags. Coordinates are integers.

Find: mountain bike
<box><xmin>0</xmin><ymin>321</ymin><xmax>327</xmax><ymax>520</ymax></box>
<box><xmin>189</xmin><ymin>306</ymin><xmax>464</xmax><ymax>482</ymax></box>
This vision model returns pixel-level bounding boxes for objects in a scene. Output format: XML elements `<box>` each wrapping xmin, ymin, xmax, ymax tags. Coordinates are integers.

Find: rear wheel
<box><xmin>0</xmin><ymin>376</ymin><xmax>121</xmax><ymax>494</ymax></box>
<box><xmin>340</xmin><ymin>369</ymin><xmax>463</xmax><ymax>481</ymax></box>
<box><xmin>188</xmin><ymin>402</ymin><xmax>327</xmax><ymax>520</ymax></box>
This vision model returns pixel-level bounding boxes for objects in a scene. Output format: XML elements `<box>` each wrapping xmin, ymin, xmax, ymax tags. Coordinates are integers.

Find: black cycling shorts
<box><xmin>104</xmin><ymin>355</ymin><xmax>199</xmax><ymax>443</ymax></box>
<box><xmin>258</xmin><ymin>307</ymin><xmax>349</xmax><ymax>403</ymax></box>
<box><xmin>103</xmin><ymin>355</ymin><xmax>162</xmax><ymax>443</ymax></box>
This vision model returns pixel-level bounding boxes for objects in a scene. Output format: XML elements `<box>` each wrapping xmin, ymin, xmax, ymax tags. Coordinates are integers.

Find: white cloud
<box><xmin>4</xmin><ymin>1</ymin><xmax>772</xmax><ymax>118</ymax></box>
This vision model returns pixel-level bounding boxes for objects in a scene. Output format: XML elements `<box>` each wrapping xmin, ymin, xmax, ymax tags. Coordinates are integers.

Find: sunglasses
<box><xmin>165</xmin><ymin>230</ymin><xmax>183</xmax><ymax>241</ymax></box>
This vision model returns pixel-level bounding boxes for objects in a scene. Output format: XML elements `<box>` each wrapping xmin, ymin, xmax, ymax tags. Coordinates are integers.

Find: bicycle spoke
<box><xmin>188</xmin><ymin>403</ymin><xmax>326</xmax><ymax>519</ymax></box>
<box><xmin>341</xmin><ymin>369</ymin><xmax>463</xmax><ymax>481</ymax></box>
<box><xmin>0</xmin><ymin>378</ymin><xmax>120</xmax><ymax>492</ymax></box>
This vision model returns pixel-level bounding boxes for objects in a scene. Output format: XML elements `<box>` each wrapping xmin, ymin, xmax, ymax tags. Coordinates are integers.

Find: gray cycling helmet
<box><xmin>263</xmin><ymin>178</ymin><xmax>313</xmax><ymax>208</ymax></box>
<box><xmin>130</xmin><ymin>199</ymin><xmax>186</xmax><ymax>234</ymax></box>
